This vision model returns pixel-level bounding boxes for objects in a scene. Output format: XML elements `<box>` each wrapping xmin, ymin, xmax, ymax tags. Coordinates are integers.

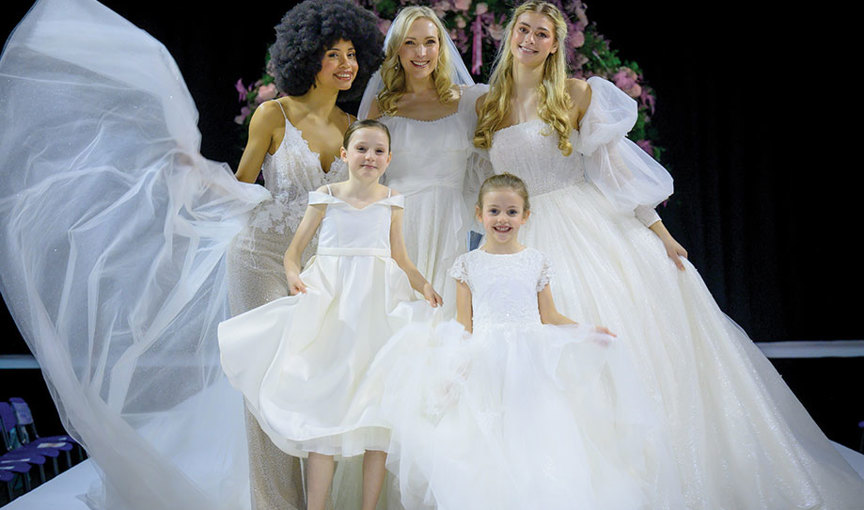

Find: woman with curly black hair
<box><xmin>227</xmin><ymin>1</ymin><xmax>383</xmax><ymax>509</ymax></box>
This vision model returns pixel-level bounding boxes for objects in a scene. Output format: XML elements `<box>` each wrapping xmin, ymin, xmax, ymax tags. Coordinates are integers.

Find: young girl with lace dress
<box><xmin>219</xmin><ymin>120</ymin><xmax>441</xmax><ymax>510</ymax></box>
<box><xmin>366</xmin><ymin>173</ymin><xmax>672</xmax><ymax>510</ymax></box>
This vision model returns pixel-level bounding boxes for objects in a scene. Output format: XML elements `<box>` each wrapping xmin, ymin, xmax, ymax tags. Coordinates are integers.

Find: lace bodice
<box><xmin>449</xmin><ymin>248</ymin><xmax>551</xmax><ymax>333</ymax></box>
<box><xmin>247</xmin><ymin>102</ymin><xmax>348</xmax><ymax>235</ymax></box>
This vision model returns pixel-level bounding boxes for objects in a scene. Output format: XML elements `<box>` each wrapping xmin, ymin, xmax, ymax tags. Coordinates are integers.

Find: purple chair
<box><xmin>0</xmin><ymin>402</ymin><xmax>61</xmax><ymax>475</ymax></box>
<box><xmin>8</xmin><ymin>398</ymin><xmax>82</xmax><ymax>467</ymax></box>
<box><xmin>0</xmin><ymin>459</ymin><xmax>33</xmax><ymax>499</ymax></box>
<box><xmin>0</xmin><ymin>467</ymin><xmax>15</xmax><ymax>502</ymax></box>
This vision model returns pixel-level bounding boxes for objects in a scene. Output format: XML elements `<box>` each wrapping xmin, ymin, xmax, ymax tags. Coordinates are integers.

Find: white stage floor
<box><xmin>5</xmin><ymin>443</ymin><xmax>864</xmax><ymax>509</ymax></box>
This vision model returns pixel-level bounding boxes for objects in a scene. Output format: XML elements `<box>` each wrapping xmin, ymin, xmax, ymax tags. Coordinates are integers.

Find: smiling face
<box><xmin>509</xmin><ymin>11</ymin><xmax>557</xmax><ymax>67</ymax></box>
<box><xmin>397</xmin><ymin>18</ymin><xmax>441</xmax><ymax>83</ymax></box>
<box><xmin>477</xmin><ymin>188</ymin><xmax>530</xmax><ymax>248</ymax></box>
<box><xmin>341</xmin><ymin>126</ymin><xmax>392</xmax><ymax>181</ymax></box>
<box><xmin>314</xmin><ymin>39</ymin><xmax>358</xmax><ymax>92</ymax></box>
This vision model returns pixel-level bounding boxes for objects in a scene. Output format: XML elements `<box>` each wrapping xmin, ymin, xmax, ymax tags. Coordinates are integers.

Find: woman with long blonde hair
<box><xmin>475</xmin><ymin>1</ymin><xmax>864</xmax><ymax>508</ymax></box>
<box><xmin>359</xmin><ymin>6</ymin><xmax>488</xmax><ymax>317</ymax></box>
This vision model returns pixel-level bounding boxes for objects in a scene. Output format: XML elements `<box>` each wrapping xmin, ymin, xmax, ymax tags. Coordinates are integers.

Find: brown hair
<box><xmin>477</xmin><ymin>173</ymin><xmax>530</xmax><ymax>212</ymax></box>
<box><xmin>342</xmin><ymin>118</ymin><xmax>391</xmax><ymax>151</ymax></box>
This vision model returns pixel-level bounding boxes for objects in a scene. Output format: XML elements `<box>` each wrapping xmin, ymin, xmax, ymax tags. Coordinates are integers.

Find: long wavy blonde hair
<box><xmin>474</xmin><ymin>1</ymin><xmax>573</xmax><ymax>155</ymax></box>
<box><xmin>377</xmin><ymin>6</ymin><xmax>459</xmax><ymax>116</ymax></box>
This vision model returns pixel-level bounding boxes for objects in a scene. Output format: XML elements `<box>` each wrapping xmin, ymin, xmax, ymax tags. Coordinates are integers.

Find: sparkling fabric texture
<box><xmin>487</xmin><ymin>79</ymin><xmax>864</xmax><ymax>508</ymax></box>
<box><xmin>226</xmin><ymin>103</ymin><xmax>347</xmax><ymax>510</ymax></box>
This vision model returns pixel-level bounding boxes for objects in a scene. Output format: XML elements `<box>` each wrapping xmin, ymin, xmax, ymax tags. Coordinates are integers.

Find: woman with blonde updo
<box><xmin>359</xmin><ymin>6</ymin><xmax>488</xmax><ymax>318</ymax></box>
<box><xmin>474</xmin><ymin>1</ymin><xmax>864</xmax><ymax>508</ymax></box>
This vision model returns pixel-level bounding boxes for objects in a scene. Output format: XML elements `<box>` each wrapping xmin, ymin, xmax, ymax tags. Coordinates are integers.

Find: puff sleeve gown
<box><xmin>486</xmin><ymin>76</ymin><xmax>864</xmax><ymax>508</ymax></box>
<box><xmin>219</xmin><ymin>190</ymin><xmax>431</xmax><ymax>458</ymax></box>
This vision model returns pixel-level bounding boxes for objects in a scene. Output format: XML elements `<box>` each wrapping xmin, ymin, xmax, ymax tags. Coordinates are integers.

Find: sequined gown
<box><xmin>486</xmin><ymin>76</ymin><xmax>864</xmax><ymax>508</ymax></box>
<box><xmin>226</xmin><ymin>100</ymin><xmax>347</xmax><ymax>510</ymax></box>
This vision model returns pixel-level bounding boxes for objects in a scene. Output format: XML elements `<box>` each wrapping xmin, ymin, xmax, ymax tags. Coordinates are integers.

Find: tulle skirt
<box><xmin>521</xmin><ymin>182</ymin><xmax>864</xmax><ymax>509</ymax></box>
<box><xmin>367</xmin><ymin>319</ymin><xmax>674</xmax><ymax>510</ymax></box>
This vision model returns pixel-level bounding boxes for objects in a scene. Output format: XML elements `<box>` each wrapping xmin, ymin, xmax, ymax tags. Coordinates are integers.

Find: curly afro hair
<box><xmin>268</xmin><ymin>0</ymin><xmax>384</xmax><ymax>102</ymax></box>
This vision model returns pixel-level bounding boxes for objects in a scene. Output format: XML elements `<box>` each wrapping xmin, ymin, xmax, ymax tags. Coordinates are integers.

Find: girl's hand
<box><xmin>287</xmin><ymin>273</ymin><xmax>307</xmax><ymax>295</ymax></box>
<box><xmin>661</xmin><ymin>236</ymin><xmax>688</xmax><ymax>271</ymax></box>
<box><xmin>594</xmin><ymin>326</ymin><xmax>617</xmax><ymax>337</ymax></box>
<box><xmin>423</xmin><ymin>283</ymin><xmax>443</xmax><ymax>308</ymax></box>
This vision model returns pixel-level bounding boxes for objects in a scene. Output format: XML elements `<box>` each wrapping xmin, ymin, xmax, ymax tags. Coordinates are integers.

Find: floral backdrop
<box><xmin>234</xmin><ymin>0</ymin><xmax>663</xmax><ymax>161</ymax></box>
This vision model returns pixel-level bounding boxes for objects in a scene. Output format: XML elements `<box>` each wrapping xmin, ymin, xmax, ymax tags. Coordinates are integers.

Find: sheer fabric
<box><xmin>0</xmin><ymin>0</ymin><xmax>271</xmax><ymax>508</ymax></box>
<box><xmin>487</xmin><ymin>84</ymin><xmax>864</xmax><ymax>508</ymax></box>
<box><xmin>366</xmin><ymin>248</ymin><xmax>673</xmax><ymax>509</ymax></box>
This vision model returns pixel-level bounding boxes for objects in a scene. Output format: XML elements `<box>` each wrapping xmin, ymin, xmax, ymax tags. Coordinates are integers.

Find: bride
<box><xmin>473</xmin><ymin>1</ymin><xmax>864</xmax><ymax>508</ymax></box>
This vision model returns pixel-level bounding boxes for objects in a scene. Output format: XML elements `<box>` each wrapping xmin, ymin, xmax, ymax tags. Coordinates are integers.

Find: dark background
<box><xmin>2</xmin><ymin>1</ymin><xmax>861</xmax><ymax>449</ymax></box>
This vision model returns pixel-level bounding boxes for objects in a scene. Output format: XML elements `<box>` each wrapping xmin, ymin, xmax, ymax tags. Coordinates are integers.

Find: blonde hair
<box><xmin>477</xmin><ymin>173</ymin><xmax>531</xmax><ymax>212</ymax></box>
<box><xmin>474</xmin><ymin>1</ymin><xmax>573</xmax><ymax>155</ymax></box>
<box><xmin>377</xmin><ymin>6</ymin><xmax>459</xmax><ymax>116</ymax></box>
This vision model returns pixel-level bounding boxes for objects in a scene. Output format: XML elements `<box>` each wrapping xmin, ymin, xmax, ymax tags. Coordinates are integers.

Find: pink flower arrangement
<box><xmin>612</xmin><ymin>67</ymin><xmax>643</xmax><ymax>99</ymax></box>
<box><xmin>255</xmin><ymin>83</ymin><xmax>278</xmax><ymax>104</ymax></box>
<box><xmin>453</xmin><ymin>0</ymin><xmax>472</xmax><ymax>11</ymax></box>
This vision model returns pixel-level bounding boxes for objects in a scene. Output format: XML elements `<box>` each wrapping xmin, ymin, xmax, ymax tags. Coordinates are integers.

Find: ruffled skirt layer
<box><xmin>367</xmin><ymin>319</ymin><xmax>670</xmax><ymax>510</ymax></box>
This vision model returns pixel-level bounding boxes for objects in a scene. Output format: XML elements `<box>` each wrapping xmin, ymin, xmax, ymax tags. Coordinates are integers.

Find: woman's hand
<box><xmin>423</xmin><ymin>282</ymin><xmax>443</xmax><ymax>308</ymax></box>
<box><xmin>286</xmin><ymin>273</ymin><xmax>307</xmax><ymax>295</ymax></box>
<box><xmin>648</xmin><ymin>220</ymin><xmax>688</xmax><ymax>271</ymax></box>
<box><xmin>661</xmin><ymin>235</ymin><xmax>688</xmax><ymax>271</ymax></box>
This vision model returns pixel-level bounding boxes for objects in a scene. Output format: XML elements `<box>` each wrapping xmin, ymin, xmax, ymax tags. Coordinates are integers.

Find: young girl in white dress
<box><xmin>367</xmin><ymin>173</ymin><xmax>676</xmax><ymax>510</ymax></box>
<box><xmin>473</xmin><ymin>1</ymin><xmax>864</xmax><ymax>507</ymax></box>
<box><xmin>218</xmin><ymin>119</ymin><xmax>441</xmax><ymax>510</ymax></box>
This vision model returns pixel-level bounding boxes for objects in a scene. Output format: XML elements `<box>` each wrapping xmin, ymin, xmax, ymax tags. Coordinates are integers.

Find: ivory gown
<box><xmin>374</xmin><ymin>84</ymin><xmax>488</xmax><ymax>318</ymax></box>
<box><xmin>486</xmin><ymin>76</ymin><xmax>864</xmax><ymax>509</ymax></box>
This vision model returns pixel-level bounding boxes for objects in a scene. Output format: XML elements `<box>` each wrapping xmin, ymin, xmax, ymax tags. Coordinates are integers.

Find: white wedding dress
<box><xmin>366</xmin><ymin>247</ymin><xmax>677</xmax><ymax>509</ymax></box>
<box><xmin>371</xmin><ymin>84</ymin><xmax>488</xmax><ymax>318</ymax></box>
<box><xmin>487</xmin><ymin>76</ymin><xmax>864</xmax><ymax>508</ymax></box>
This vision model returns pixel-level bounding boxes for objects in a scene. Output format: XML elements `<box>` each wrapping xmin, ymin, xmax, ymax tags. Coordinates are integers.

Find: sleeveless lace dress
<box><xmin>487</xmin><ymin>77</ymin><xmax>864</xmax><ymax>508</ymax></box>
<box><xmin>226</xmin><ymin>101</ymin><xmax>348</xmax><ymax>510</ymax></box>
